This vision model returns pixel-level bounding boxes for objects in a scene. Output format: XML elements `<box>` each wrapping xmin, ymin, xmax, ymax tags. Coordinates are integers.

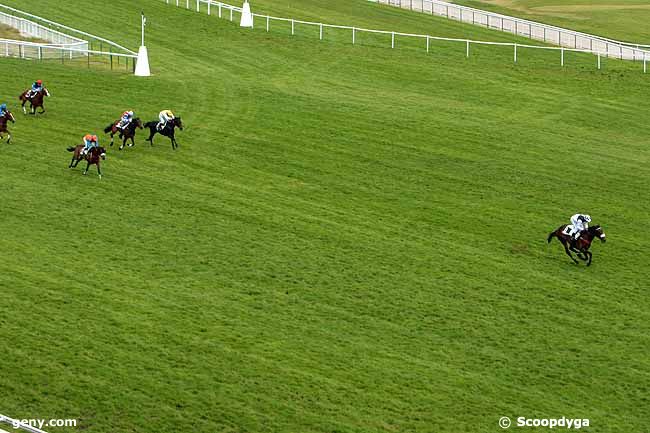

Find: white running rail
<box><xmin>164</xmin><ymin>0</ymin><xmax>650</xmax><ymax>73</ymax></box>
<box><xmin>378</xmin><ymin>0</ymin><xmax>650</xmax><ymax>61</ymax></box>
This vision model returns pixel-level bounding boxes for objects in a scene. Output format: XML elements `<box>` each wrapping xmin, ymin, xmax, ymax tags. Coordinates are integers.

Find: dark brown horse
<box><xmin>547</xmin><ymin>224</ymin><xmax>606</xmax><ymax>266</ymax></box>
<box><xmin>103</xmin><ymin>117</ymin><xmax>143</xmax><ymax>150</ymax></box>
<box><xmin>0</xmin><ymin>110</ymin><xmax>15</xmax><ymax>143</ymax></box>
<box><xmin>19</xmin><ymin>87</ymin><xmax>50</xmax><ymax>115</ymax></box>
<box><xmin>144</xmin><ymin>117</ymin><xmax>183</xmax><ymax>150</ymax></box>
<box><xmin>67</xmin><ymin>145</ymin><xmax>107</xmax><ymax>179</ymax></box>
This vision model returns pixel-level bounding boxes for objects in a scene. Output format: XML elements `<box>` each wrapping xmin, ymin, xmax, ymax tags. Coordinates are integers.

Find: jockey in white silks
<box><xmin>157</xmin><ymin>109</ymin><xmax>175</xmax><ymax>131</ymax></box>
<box><xmin>569</xmin><ymin>213</ymin><xmax>591</xmax><ymax>241</ymax></box>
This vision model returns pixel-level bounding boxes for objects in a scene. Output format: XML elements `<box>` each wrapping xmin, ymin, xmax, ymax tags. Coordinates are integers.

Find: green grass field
<box><xmin>452</xmin><ymin>0</ymin><xmax>650</xmax><ymax>43</ymax></box>
<box><xmin>1</xmin><ymin>1</ymin><xmax>649</xmax><ymax>432</ymax></box>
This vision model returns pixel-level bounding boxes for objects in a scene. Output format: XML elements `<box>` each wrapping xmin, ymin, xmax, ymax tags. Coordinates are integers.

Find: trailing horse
<box><xmin>0</xmin><ymin>110</ymin><xmax>16</xmax><ymax>144</ymax></box>
<box><xmin>67</xmin><ymin>145</ymin><xmax>107</xmax><ymax>179</ymax></box>
<box><xmin>104</xmin><ymin>117</ymin><xmax>143</xmax><ymax>150</ymax></box>
<box><xmin>547</xmin><ymin>224</ymin><xmax>606</xmax><ymax>266</ymax></box>
<box><xmin>19</xmin><ymin>87</ymin><xmax>50</xmax><ymax>115</ymax></box>
<box><xmin>144</xmin><ymin>117</ymin><xmax>183</xmax><ymax>150</ymax></box>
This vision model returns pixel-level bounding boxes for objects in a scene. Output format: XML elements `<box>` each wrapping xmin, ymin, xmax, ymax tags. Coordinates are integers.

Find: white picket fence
<box><xmin>0</xmin><ymin>11</ymin><xmax>86</xmax><ymax>46</ymax></box>
<box><xmin>379</xmin><ymin>0</ymin><xmax>650</xmax><ymax>61</ymax></box>
<box><xmin>164</xmin><ymin>0</ymin><xmax>650</xmax><ymax>73</ymax></box>
<box><xmin>0</xmin><ymin>3</ymin><xmax>137</xmax><ymax>69</ymax></box>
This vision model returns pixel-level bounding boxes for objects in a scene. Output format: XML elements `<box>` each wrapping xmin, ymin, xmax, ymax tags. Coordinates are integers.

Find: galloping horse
<box><xmin>0</xmin><ymin>110</ymin><xmax>16</xmax><ymax>144</ymax></box>
<box><xmin>67</xmin><ymin>145</ymin><xmax>107</xmax><ymax>179</ymax></box>
<box><xmin>547</xmin><ymin>224</ymin><xmax>606</xmax><ymax>266</ymax></box>
<box><xmin>144</xmin><ymin>117</ymin><xmax>183</xmax><ymax>150</ymax></box>
<box><xmin>104</xmin><ymin>117</ymin><xmax>143</xmax><ymax>150</ymax></box>
<box><xmin>19</xmin><ymin>87</ymin><xmax>50</xmax><ymax>115</ymax></box>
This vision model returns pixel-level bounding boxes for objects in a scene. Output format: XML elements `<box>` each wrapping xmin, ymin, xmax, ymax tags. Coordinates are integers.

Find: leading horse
<box><xmin>104</xmin><ymin>117</ymin><xmax>143</xmax><ymax>150</ymax></box>
<box><xmin>547</xmin><ymin>224</ymin><xmax>606</xmax><ymax>266</ymax></box>
<box><xmin>19</xmin><ymin>87</ymin><xmax>50</xmax><ymax>115</ymax></box>
<box><xmin>144</xmin><ymin>117</ymin><xmax>183</xmax><ymax>150</ymax></box>
<box><xmin>0</xmin><ymin>110</ymin><xmax>16</xmax><ymax>144</ymax></box>
<box><xmin>67</xmin><ymin>145</ymin><xmax>107</xmax><ymax>179</ymax></box>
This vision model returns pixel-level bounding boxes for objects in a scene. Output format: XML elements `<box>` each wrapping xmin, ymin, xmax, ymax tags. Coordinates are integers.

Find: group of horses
<box><xmin>0</xmin><ymin>86</ymin><xmax>184</xmax><ymax>180</ymax></box>
<box><xmin>65</xmin><ymin>116</ymin><xmax>183</xmax><ymax>179</ymax></box>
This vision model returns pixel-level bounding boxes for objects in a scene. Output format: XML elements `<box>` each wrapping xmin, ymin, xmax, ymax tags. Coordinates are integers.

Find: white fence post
<box><xmin>426</xmin><ymin>35</ymin><xmax>429</xmax><ymax>53</ymax></box>
<box><xmin>207</xmin><ymin>1</ymin><xmax>211</xmax><ymax>15</ymax></box>
<box><xmin>186</xmin><ymin>0</ymin><xmax>189</xmax><ymax>9</ymax></box>
<box><xmin>319</xmin><ymin>23</ymin><xmax>323</xmax><ymax>40</ymax></box>
<box><xmin>391</xmin><ymin>31</ymin><xmax>395</xmax><ymax>48</ymax></box>
<box><xmin>561</xmin><ymin>48</ymin><xmax>564</xmax><ymax>66</ymax></box>
<box><xmin>352</xmin><ymin>27</ymin><xmax>355</xmax><ymax>45</ymax></box>
<box><xmin>267</xmin><ymin>16</ymin><xmax>270</xmax><ymax>32</ymax></box>
<box><xmin>291</xmin><ymin>19</ymin><xmax>294</xmax><ymax>35</ymax></box>
<box><xmin>466</xmin><ymin>40</ymin><xmax>469</xmax><ymax>57</ymax></box>
<box><xmin>218</xmin><ymin>4</ymin><xmax>222</xmax><ymax>17</ymax></box>
<box><xmin>230</xmin><ymin>8</ymin><xmax>233</xmax><ymax>21</ymax></box>
<box><xmin>196</xmin><ymin>0</ymin><xmax>199</xmax><ymax>12</ymax></box>
<box><xmin>176</xmin><ymin>0</ymin><xmax>179</xmax><ymax>6</ymax></box>
<box><xmin>643</xmin><ymin>51</ymin><xmax>648</xmax><ymax>74</ymax></box>
<box><xmin>597</xmin><ymin>53</ymin><xmax>601</xmax><ymax>70</ymax></box>
<box><xmin>514</xmin><ymin>43</ymin><xmax>517</xmax><ymax>63</ymax></box>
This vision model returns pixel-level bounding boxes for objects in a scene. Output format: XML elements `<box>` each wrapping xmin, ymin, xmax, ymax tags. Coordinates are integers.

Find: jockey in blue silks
<box><xmin>28</xmin><ymin>80</ymin><xmax>43</xmax><ymax>98</ymax></box>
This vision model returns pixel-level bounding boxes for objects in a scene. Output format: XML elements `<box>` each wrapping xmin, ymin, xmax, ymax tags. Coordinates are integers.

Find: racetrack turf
<box><xmin>0</xmin><ymin>1</ymin><xmax>648</xmax><ymax>432</ymax></box>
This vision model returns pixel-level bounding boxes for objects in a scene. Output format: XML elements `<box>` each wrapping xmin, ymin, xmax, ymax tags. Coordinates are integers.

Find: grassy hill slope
<box><xmin>0</xmin><ymin>1</ymin><xmax>649</xmax><ymax>432</ymax></box>
<box><xmin>452</xmin><ymin>0</ymin><xmax>650</xmax><ymax>43</ymax></box>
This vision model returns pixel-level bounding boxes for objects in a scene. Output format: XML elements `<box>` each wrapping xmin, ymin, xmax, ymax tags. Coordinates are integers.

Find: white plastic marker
<box><xmin>135</xmin><ymin>12</ymin><xmax>151</xmax><ymax>76</ymax></box>
<box><xmin>240</xmin><ymin>1</ymin><xmax>253</xmax><ymax>28</ymax></box>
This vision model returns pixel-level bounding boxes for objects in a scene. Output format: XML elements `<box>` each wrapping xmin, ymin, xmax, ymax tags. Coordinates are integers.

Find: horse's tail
<box><xmin>547</xmin><ymin>230</ymin><xmax>557</xmax><ymax>243</ymax></box>
<box><xmin>66</xmin><ymin>146</ymin><xmax>76</xmax><ymax>152</ymax></box>
<box><xmin>103</xmin><ymin>123</ymin><xmax>114</xmax><ymax>133</ymax></box>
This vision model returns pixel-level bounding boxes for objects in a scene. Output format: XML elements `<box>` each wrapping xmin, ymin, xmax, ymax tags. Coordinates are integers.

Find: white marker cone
<box><xmin>134</xmin><ymin>45</ymin><xmax>150</xmax><ymax>77</ymax></box>
<box><xmin>240</xmin><ymin>1</ymin><xmax>253</xmax><ymax>28</ymax></box>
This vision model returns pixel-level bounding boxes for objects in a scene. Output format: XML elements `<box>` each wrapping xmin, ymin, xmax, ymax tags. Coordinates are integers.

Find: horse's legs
<box><xmin>570</xmin><ymin>247</ymin><xmax>587</xmax><ymax>261</ymax></box>
<box><xmin>586</xmin><ymin>251</ymin><xmax>593</xmax><ymax>266</ymax></box>
<box><xmin>97</xmin><ymin>163</ymin><xmax>102</xmax><ymax>179</ymax></box>
<box><xmin>83</xmin><ymin>161</ymin><xmax>90</xmax><ymax>175</ymax></box>
<box><xmin>109</xmin><ymin>132</ymin><xmax>115</xmax><ymax>147</ymax></box>
<box><xmin>130</xmin><ymin>136</ymin><xmax>135</xmax><ymax>147</ymax></box>
<box><xmin>21</xmin><ymin>101</ymin><xmax>26</xmax><ymax>115</ymax></box>
<box><xmin>6</xmin><ymin>132</ymin><xmax>10</xmax><ymax>144</ymax></box>
<box><xmin>39</xmin><ymin>106</ymin><xmax>45</xmax><ymax>114</ymax></box>
<box><xmin>562</xmin><ymin>241</ymin><xmax>579</xmax><ymax>264</ymax></box>
<box><xmin>69</xmin><ymin>155</ymin><xmax>76</xmax><ymax>168</ymax></box>
<box><xmin>119</xmin><ymin>135</ymin><xmax>126</xmax><ymax>151</ymax></box>
<box><xmin>147</xmin><ymin>130</ymin><xmax>155</xmax><ymax>145</ymax></box>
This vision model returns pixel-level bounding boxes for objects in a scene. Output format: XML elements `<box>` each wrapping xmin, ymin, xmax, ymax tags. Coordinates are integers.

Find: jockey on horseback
<box><xmin>569</xmin><ymin>213</ymin><xmax>591</xmax><ymax>244</ymax></box>
<box><xmin>0</xmin><ymin>103</ymin><xmax>7</xmax><ymax>118</ymax></box>
<box><xmin>27</xmin><ymin>80</ymin><xmax>43</xmax><ymax>98</ymax></box>
<box><xmin>117</xmin><ymin>110</ymin><xmax>134</xmax><ymax>131</ymax></box>
<box><xmin>81</xmin><ymin>134</ymin><xmax>99</xmax><ymax>156</ymax></box>
<box><xmin>157</xmin><ymin>109</ymin><xmax>175</xmax><ymax>131</ymax></box>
